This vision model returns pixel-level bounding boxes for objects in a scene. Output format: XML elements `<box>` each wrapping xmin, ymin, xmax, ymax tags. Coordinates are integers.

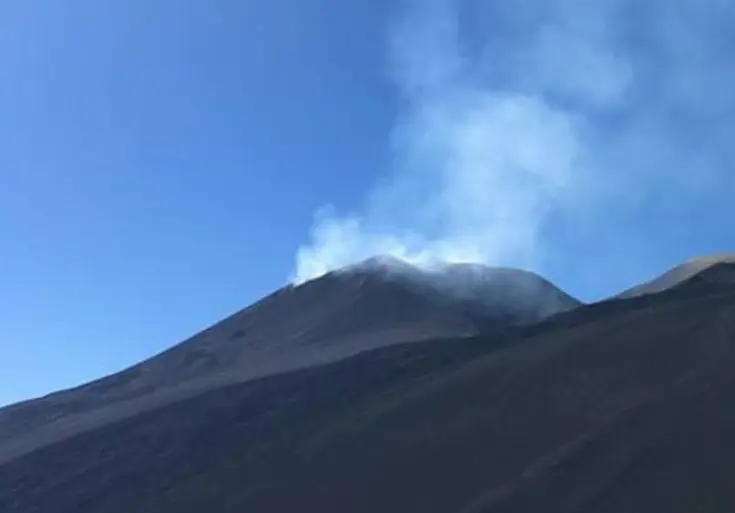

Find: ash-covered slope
<box><xmin>344</xmin><ymin>256</ymin><xmax>581</xmax><ymax>324</ymax></box>
<box><xmin>2</xmin><ymin>258</ymin><xmax>735</xmax><ymax>512</ymax></box>
<box><xmin>418</xmin><ymin>262</ymin><xmax>580</xmax><ymax>323</ymax></box>
<box><xmin>616</xmin><ymin>254</ymin><xmax>735</xmax><ymax>299</ymax></box>
<box><xmin>0</xmin><ymin>257</ymin><xmax>578</xmax><ymax>465</ymax></box>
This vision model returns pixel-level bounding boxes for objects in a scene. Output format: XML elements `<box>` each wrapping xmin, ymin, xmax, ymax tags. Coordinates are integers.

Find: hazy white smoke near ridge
<box><xmin>292</xmin><ymin>0</ymin><xmax>735</xmax><ymax>284</ymax></box>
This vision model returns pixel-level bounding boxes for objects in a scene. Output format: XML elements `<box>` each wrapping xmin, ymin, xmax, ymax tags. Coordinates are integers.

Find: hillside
<box><xmin>1</xmin><ymin>260</ymin><xmax>734</xmax><ymax>512</ymax></box>
<box><xmin>0</xmin><ymin>258</ymin><xmax>578</xmax><ymax>466</ymax></box>
<box><xmin>616</xmin><ymin>254</ymin><xmax>735</xmax><ymax>298</ymax></box>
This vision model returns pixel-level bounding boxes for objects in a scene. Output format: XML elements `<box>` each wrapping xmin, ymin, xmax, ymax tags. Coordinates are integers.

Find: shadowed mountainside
<box><xmin>1</xmin><ymin>262</ymin><xmax>735</xmax><ymax>512</ymax></box>
<box><xmin>615</xmin><ymin>254</ymin><xmax>735</xmax><ymax>299</ymax></box>
<box><xmin>0</xmin><ymin>258</ymin><xmax>579</xmax><ymax>466</ymax></box>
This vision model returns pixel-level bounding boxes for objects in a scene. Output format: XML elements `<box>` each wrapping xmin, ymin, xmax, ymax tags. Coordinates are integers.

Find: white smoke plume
<box><xmin>292</xmin><ymin>0</ymin><xmax>735</xmax><ymax>285</ymax></box>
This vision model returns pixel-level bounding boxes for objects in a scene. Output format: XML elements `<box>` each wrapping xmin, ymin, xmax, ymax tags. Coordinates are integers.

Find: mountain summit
<box><xmin>341</xmin><ymin>257</ymin><xmax>581</xmax><ymax>324</ymax></box>
<box><xmin>6</xmin><ymin>255</ymin><xmax>735</xmax><ymax>512</ymax></box>
<box><xmin>0</xmin><ymin>256</ymin><xmax>579</xmax><ymax>464</ymax></box>
<box><xmin>616</xmin><ymin>253</ymin><xmax>735</xmax><ymax>298</ymax></box>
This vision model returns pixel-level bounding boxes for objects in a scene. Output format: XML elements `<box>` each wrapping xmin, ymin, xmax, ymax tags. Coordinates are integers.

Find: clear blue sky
<box><xmin>2</xmin><ymin>0</ymin><xmax>734</xmax><ymax>406</ymax></box>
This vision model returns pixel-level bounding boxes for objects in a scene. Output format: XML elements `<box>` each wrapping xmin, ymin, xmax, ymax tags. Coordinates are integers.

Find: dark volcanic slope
<box><xmin>615</xmin><ymin>254</ymin><xmax>735</xmax><ymax>298</ymax></box>
<box><xmin>2</xmin><ymin>266</ymin><xmax>735</xmax><ymax>512</ymax></box>
<box><xmin>0</xmin><ymin>267</ymin><xmax>475</xmax><ymax>463</ymax></box>
<box><xmin>349</xmin><ymin>257</ymin><xmax>581</xmax><ymax>324</ymax></box>
<box><xmin>0</xmin><ymin>258</ymin><xmax>577</xmax><ymax>466</ymax></box>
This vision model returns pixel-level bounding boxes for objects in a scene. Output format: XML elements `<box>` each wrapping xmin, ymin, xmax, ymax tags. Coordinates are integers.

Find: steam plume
<box><xmin>293</xmin><ymin>0</ymin><xmax>735</xmax><ymax>285</ymax></box>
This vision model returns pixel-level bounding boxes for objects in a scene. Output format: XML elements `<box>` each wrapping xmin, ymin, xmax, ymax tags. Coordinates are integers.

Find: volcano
<box><xmin>0</xmin><ymin>257</ymin><xmax>579</xmax><ymax>466</ymax></box>
<box><xmin>3</xmin><ymin>256</ymin><xmax>735</xmax><ymax>513</ymax></box>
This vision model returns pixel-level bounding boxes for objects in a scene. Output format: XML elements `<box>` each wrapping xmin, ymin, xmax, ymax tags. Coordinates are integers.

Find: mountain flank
<box><xmin>0</xmin><ymin>258</ymin><xmax>579</xmax><ymax>466</ymax></box>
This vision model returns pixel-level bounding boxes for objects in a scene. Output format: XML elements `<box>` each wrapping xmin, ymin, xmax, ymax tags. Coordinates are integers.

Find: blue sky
<box><xmin>2</xmin><ymin>0</ymin><xmax>735</xmax><ymax>406</ymax></box>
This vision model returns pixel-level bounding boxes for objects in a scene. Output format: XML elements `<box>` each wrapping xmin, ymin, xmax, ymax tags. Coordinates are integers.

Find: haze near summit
<box><xmin>293</xmin><ymin>0</ymin><xmax>735</xmax><ymax>284</ymax></box>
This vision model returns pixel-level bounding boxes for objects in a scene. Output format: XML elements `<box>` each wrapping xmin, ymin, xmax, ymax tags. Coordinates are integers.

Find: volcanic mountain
<box><xmin>0</xmin><ymin>257</ymin><xmax>580</xmax><ymax>465</ymax></box>
<box><xmin>3</xmin><ymin>257</ymin><xmax>735</xmax><ymax>512</ymax></box>
<box><xmin>616</xmin><ymin>253</ymin><xmax>735</xmax><ymax>298</ymax></box>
